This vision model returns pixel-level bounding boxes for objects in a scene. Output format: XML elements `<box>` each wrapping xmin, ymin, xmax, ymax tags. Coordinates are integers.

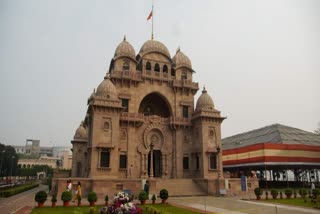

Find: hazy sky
<box><xmin>1</xmin><ymin>0</ymin><xmax>319</xmax><ymax>147</ymax></box>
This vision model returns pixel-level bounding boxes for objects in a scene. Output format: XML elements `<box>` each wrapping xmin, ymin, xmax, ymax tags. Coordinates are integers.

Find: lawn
<box><xmin>30</xmin><ymin>204</ymin><xmax>201</xmax><ymax>214</ymax></box>
<box><xmin>259</xmin><ymin>198</ymin><xmax>320</xmax><ymax>209</ymax></box>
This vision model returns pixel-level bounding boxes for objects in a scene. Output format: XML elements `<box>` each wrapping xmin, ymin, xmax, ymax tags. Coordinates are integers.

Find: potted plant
<box><xmin>265</xmin><ymin>191</ymin><xmax>269</xmax><ymax>200</ymax></box>
<box><xmin>280</xmin><ymin>191</ymin><xmax>283</xmax><ymax>199</ymax></box>
<box><xmin>87</xmin><ymin>191</ymin><xmax>97</xmax><ymax>206</ymax></box>
<box><xmin>270</xmin><ymin>189</ymin><xmax>278</xmax><ymax>199</ymax></box>
<box><xmin>284</xmin><ymin>188</ymin><xmax>293</xmax><ymax>199</ymax></box>
<box><xmin>299</xmin><ymin>188</ymin><xmax>307</xmax><ymax>202</ymax></box>
<box><xmin>138</xmin><ymin>190</ymin><xmax>148</xmax><ymax>205</ymax></box>
<box><xmin>61</xmin><ymin>190</ymin><xmax>72</xmax><ymax>207</ymax></box>
<box><xmin>104</xmin><ymin>195</ymin><xmax>109</xmax><ymax>206</ymax></box>
<box><xmin>254</xmin><ymin>188</ymin><xmax>263</xmax><ymax>200</ymax></box>
<box><xmin>34</xmin><ymin>190</ymin><xmax>47</xmax><ymax>208</ymax></box>
<box><xmin>77</xmin><ymin>195</ymin><xmax>82</xmax><ymax>206</ymax></box>
<box><xmin>151</xmin><ymin>194</ymin><xmax>156</xmax><ymax>204</ymax></box>
<box><xmin>51</xmin><ymin>194</ymin><xmax>57</xmax><ymax>207</ymax></box>
<box><xmin>159</xmin><ymin>189</ymin><xmax>169</xmax><ymax>204</ymax></box>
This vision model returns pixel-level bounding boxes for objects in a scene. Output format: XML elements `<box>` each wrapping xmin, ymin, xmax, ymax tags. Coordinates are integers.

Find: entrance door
<box><xmin>148</xmin><ymin>150</ymin><xmax>162</xmax><ymax>177</ymax></box>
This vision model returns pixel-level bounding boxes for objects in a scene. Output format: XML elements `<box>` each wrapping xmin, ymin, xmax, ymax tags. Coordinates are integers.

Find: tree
<box><xmin>0</xmin><ymin>143</ymin><xmax>18</xmax><ymax>177</ymax></box>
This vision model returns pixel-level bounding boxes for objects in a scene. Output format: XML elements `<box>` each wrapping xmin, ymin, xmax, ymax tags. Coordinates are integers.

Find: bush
<box><xmin>271</xmin><ymin>189</ymin><xmax>278</xmax><ymax>197</ymax></box>
<box><xmin>51</xmin><ymin>194</ymin><xmax>57</xmax><ymax>202</ymax></box>
<box><xmin>34</xmin><ymin>191</ymin><xmax>47</xmax><ymax>203</ymax></box>
<box><xmin>285</xmin><ymin>188</ymin><xmax>293</xmax><ymax>198</ymax></box>
<box><xmin>87</xmin><ymin>191</ymin><xmax>97</xmax><ymax>202</ymax></box>
<box><xmin>0</xmin><ymin>183</ymin><xmax>39</xmax><ymax>197</ymax></box>
<box><xmin>152</xmin><ymin>194</ymin><xmax>156</xmax><ymax>201</ymax></box>
<box><xmin>105</xmin><ymin>195</ymin><xmax>108</xmax><ymax>201</ymax></box>
<box><xmin>254</xmin><ymin>188</ymin><xmax>263</xmax><ymax>196</ymax></box>
<box><xmin>138</xmin><ymin>190</ymin><xmax>148</xmax><ymax>201</ymax></box>
<box><xmin>299</xmin><ymin>188</ymin><xmax>307</xmax><ymax>197</ymax></box>
<box><xmin>61</xmin><ymin>191</ymin><xmax>72</xmax><ymax>202</ymax></box>
<box><xmin>159</xmin><ymin>189</ymin><xmax>169</xmax><ymax>200</ymax></box>
<box><xmin>312</xmin><ymin>189</ymin><xmax>320</xmax><ymax>198</ymax></box>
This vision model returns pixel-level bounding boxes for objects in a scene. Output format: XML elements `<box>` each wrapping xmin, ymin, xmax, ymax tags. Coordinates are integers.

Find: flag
<box><xmin>147</xmin><ymin>10</ymin><xmax>153</xmax><ymax>20</ymax></box>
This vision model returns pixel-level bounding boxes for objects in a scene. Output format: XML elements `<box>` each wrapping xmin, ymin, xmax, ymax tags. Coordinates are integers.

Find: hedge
<box><xmin>0</xmin><ymin>183</ymin><xmax>39</xmax><ymax>197</ymax></box>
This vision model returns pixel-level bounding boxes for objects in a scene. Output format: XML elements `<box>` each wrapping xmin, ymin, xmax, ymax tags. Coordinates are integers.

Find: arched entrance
<box><xmin>138</xmin><ymin>92</ymin><xmax>171</xmax><ymax>117</ymax></box>
<box><xmin>148</xmin><ymin>150</ymin><xmax>162</xmax><ymax>177</ymax></box>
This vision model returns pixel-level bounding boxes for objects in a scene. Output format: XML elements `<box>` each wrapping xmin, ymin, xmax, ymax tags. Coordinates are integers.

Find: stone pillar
<box><xmin>150</xmin><ymin>144</ymin><xmax>154</xmax><ymax>178</ymax></box>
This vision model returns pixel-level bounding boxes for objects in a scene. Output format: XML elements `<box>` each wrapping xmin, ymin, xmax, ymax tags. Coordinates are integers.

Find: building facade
<box><xmin>71</xmin><ymin>38</ymin><xmax>225</xmax><ymax>182</ymax></box>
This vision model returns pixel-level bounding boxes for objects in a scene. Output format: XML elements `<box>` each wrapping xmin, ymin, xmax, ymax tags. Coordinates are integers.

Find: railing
<box><xmin>110</xmin><ymin>70</ymin><xmax>142</xmax><ymax>80</ymax></box>
<box><xmin>120</xmin><ymin>112</ymin><xmax>144</xmax><ymax>122</ymax></box>
<box><xmin>173</xmin><ymin>79</ymin><xmax>199</xmax><ymax>89</ymax></box>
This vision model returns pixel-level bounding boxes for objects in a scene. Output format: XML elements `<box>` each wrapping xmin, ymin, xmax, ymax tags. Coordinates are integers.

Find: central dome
<box><xmin>139</xmin><ymin>40</ymin><xmax>171</xmax><ymax>58</ymax></box>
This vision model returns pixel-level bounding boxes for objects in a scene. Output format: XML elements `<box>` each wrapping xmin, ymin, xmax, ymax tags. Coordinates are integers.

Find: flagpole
<box><xmin>151</xmin><ymin>1</ymin><xmax>154</xmax><ymax>40</ymax></box>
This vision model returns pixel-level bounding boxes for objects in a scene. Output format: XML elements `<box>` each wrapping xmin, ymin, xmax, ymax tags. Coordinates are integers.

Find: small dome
<box><xmin>74</xmin><ymin>122</ymin><xmax>87</xmax><ymax>140</ymax></box>
<box><xmin>172</xmin><ymin>48</ymin><xmax>192</xmax><ymax>69</ymax></box>
<box><xmin>96</xmin><ymin>76</ymin><xmax>118</xmax><ymax>99</ymax></box>
<box><xmin>114</xmin><ymin>36</ymin><xmax>136</xmax><ymax>60</ymax></box>
<box><xmin>196</xmin><ymin>87</ymin><xmax>215</xmax><ymax>111</ymax></box>
<box><xmin>139</xmin><ymin>40</ymin><xmax>171</xmax><ymax>58</ymax></box>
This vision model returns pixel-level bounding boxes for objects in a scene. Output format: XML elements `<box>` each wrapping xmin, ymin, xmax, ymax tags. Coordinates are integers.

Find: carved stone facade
<box><xmin>67</xmin><ymin>38</ymin><xmax>228</xmax><ymax>196</ymax></box>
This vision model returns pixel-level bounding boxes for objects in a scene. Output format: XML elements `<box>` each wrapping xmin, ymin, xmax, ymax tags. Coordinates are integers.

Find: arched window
<box><xmin>154</xmin><ymin>63</ymin><xmax>160</xmax><ymax>72</ymax></box>
<box><xmin>123</xmin><ymin>61</ymin><xmax>130</xmax><ymax>70</ymax></box>
<box><xmin>163</xmin><ymin>65</ymin><xmax>168</xmax><ymax>73</ymax></box>
<box><xmin>136</xmin><ymin>61</ymin><xmax>142</xmax><ymax>71</ymax></box>
<box><xmin>181</xmin><ymin>70</ymin><xmax>187</xmax><ymax>80</ymax></box>
<box><xmin>171</xmin><ymin>69</ymin><xmax>176</xmax><ymax>77</ymax></box>
<box><xmin>146</xmin><ymin>61</ymin><xmax>151</xmax><ymax>71</ymax></box>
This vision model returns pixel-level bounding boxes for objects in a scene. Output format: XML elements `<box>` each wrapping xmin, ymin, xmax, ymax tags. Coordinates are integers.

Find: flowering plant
<box><xmin>99</xmin><ymin>192</ymin><xmax>142</xmax><ymax>214</ymax></box>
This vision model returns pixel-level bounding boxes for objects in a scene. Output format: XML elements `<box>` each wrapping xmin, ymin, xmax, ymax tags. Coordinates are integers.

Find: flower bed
<box><xmin>99</xmin><ymin>191</ymin><xmax>142</xmax><ymax>214</ymax></box>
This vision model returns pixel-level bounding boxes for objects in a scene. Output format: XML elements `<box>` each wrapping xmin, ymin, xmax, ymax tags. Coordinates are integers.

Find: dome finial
<box><xmin>176</xmin><ymin>46</ymin><xmax>181</xmax><ymax>53</ymax></box>
<box><xmin>123</xmin><ymin>35</ymin><xmax>126</xmax><ymax>41</ymax></box>
<box><xmin>93</xmin><ymin>88</ymin><xmax>95</xmax><ymax>93</ymax></box>
<box><xmin>202</xmin><ymin>86</ymin><xmax>207</xmax><ymax>93</ymax></box>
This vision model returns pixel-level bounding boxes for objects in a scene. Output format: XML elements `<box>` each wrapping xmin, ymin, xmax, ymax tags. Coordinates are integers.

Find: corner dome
<box><xmin>139</xmin><ymin>40</ymin><xmax>171</xmax><ymax>58</ymax></box>
<box><xmin>74</xmin><ymin>122</ymin><xmax>87</xmax><ymax>140</ymax></box>
<box><xmin>114</xmin><ymin>36</ymin><xmax>136</xmax><ymax>60</ymax></box>
<box><xmin>95</xmin><ymin>76</ymin><xmax>118</xmax><ymax>99</ymax></box>
<box><xmin>172</xmin><ymin>48</ymin><xmax>192</xmax><ymax>69</ymax></box>
<box><xmin>196</xmin><ymin>87</ymin><xmax>215</xmax><ymax>111</ymax></box>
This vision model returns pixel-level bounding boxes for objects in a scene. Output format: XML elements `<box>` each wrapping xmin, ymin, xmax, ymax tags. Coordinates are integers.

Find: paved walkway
<box><xmin>0</xmin><ymin>184</ymin><xmax>47</xmax><ymax>214</ymax></box>
<box><xmin>1</xmin><ymin>187</ymin><xmax>319</xmax><ymax>214</ymax></box>
<box><xmin>170</xmin><ymin>196</ymin><xmax>320</xmax><ymax>214</ymax></box>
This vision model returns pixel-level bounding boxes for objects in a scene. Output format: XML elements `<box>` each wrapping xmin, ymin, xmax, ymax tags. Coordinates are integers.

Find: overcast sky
<box><xmin>1</xmin><ymin>0</ymin><xmax>319</xmax><ymax>147</ymax></box>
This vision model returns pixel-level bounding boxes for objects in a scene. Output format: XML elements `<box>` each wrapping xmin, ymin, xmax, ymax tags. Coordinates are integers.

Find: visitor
<box><xmin>67</xmin><ymin>179</ymin><xmax>72</xmax><ymax>191</ymax></box>
<box><xmin>66</xmin><ymin>180</ymin><xmax>70</xmax><ymax>190</ymax></box>
<box><xmin>73</xmin><ymin>181</ymin><xmax>82</xmax><ymax>202</ymax></box>
<box><xmin>144</xmin><ymin>180</ymin><xmax>149</xmax><ymax>194</ymax></box>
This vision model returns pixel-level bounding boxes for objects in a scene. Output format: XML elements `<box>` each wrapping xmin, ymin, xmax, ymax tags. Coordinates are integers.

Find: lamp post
<box><xmin>217</xmin><ymin>146</ymin><xmax>221</xmax><ymax>178</ymax></box>
<box><xmin>10</xmin><ymin>156</ymin><xmax>15</xmax><ymax>183</ymax></box>
<box><xmin>149</xmin><ymin>143</ymin><xmax>154</xmax><ymax>178</ymax></box>
<box><xmin>0</xmin><ymin>150</ymin><xmax>5</xmax><ymax>177</ymax></box>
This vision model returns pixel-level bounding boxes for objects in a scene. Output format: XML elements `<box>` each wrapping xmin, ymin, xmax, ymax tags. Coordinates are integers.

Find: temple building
<box><xmin>53</xmin><ymin>38</ymin><xmax>258</xmax><ymax>197</ymax></box>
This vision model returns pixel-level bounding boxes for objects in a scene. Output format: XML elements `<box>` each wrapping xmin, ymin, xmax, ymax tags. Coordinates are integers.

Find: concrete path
<box><xmin>0</xmin><ymin>184</ymin><xmax>47</xmax><ymax>214</ymax></box>
<box><xmin>170</xmin><ymin>196</ymin><xmax>320</xmax><ymax>214</ymax></box>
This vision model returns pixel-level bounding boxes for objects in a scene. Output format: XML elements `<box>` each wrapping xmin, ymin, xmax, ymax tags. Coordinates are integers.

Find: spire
<box><xmin>202</xmin><ymin>86</ymin><xmax>207</xmax><ymax>93</ymax></box>
<box><xmin>176</xmin><ymin>46</ymin><xmax>181</xmax><ymax>53</ymax></box>
<box><xmin>123</xmin><ymin>35</ymin><xmax>126</xmax><ymax>41</ymax></box>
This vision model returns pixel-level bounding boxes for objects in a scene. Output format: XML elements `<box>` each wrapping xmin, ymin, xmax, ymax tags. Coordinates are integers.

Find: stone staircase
<box><xmin>152</xmin><ymin>179</ymin><xmax>207</xmax><ymax>196</ymax></box>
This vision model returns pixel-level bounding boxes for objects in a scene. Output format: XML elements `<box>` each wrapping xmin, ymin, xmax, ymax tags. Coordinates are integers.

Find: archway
<box><xmin>148</xmin><ymin>150</ymin><xmax>162</xmax><ymax>177</ymax></box>
<box><xmin>138</xmin><ymin>93</ymin><xmax>171</xmax><ymax>117</ymax></box>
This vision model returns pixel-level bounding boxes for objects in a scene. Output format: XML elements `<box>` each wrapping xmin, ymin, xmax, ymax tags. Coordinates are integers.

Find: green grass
<box><xmin>30</xmin><ymin>206</ymin><xmax>103</xmax><ymax>214</ymax></box>
<box><xmin>30</xmin><ymin>203</ymin><xmax>200</xmax><ymax>214</ymax></box>
<box><xmin>141</xmin><ymin>204</ymin><xmax>200</xmax><ymax>214</ymax></box>
<box><xmin>260</xmin><ymin>198</ymin><xmax>320</xmax><ymax>209</ymax></box>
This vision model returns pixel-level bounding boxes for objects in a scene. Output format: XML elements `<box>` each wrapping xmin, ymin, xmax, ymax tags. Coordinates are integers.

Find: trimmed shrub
<box><xmin>138</xmin><ymin>190</ymin><xmax>148</xmax><ymax>201</ymax></box>
<box><xmin>284</xmin><ymin>189</ymin><xmax>293</xmax><ymax>198</ymax></box>
<box><xmin>61</xmin><ymin>190</ymin><xmax>72</xmax><ymax>202</ymax></box>
<box><xmin>159</xmin><ymin>189</ymin><xmax>169</xmax><ymax>200</ymax></box>
<box><xmin>271</xmin><ymin>189</ymin><xmax>278</xmax><ymax>199</ymax></box>
<box><xmin>34</xmin><ymin>191</ymin><xmax>47</xmax><ymax>203</ymax></box>
<box><xmin>51</xmin><ymin>194</ymin><xmax>57</xmax><ymax>202</ymax></box>
<box><xmin>254</xmin><ymin>188</ymin><xmax>263</xmax><ymax>197</ymax></box>
<box><xmin>299</xmin><ymin>188</ymin><xmax>307</xmax><ymax>197</ymax></box>
<box><xmin>87</xmin><ymin>191</ymin><xmax>97</xmax><ymax>202</ymax></box>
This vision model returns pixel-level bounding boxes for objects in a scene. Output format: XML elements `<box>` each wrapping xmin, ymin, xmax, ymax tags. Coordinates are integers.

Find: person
<box><xmin>66</xmin><ymin>180</ymin><xmax>70</xmax><ymax>190</ymax></box>
<box><xmin>144</xmin><ymin>180</ymin><xmax>149</xmax><ymax>195</ymax></box>
<box><xmin>67</xmin><ymin>179</ymin><xmax>72</xmax><ymax>192</ymax></box>
<box><xmin>311</xmin><ymin>182</ymin><xmax>315</xmax><ymax>191</ymax></box>
<box><xmin>73</xmin><ymin>181</ymin><xmax>82</xmax><ymax>202</ymax></box>
<box><xmin>129</xmin><ymin>164</ymin><xmax>133</xmax><ymax>178</ymax></box>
